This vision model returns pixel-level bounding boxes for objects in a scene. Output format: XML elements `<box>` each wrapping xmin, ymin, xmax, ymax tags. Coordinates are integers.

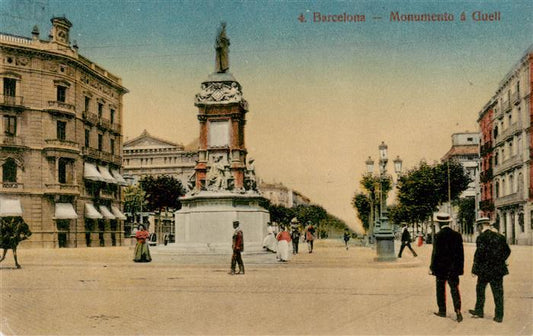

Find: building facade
<box><xmin>0</xmin><ymin>17</ymin><xmax>128</xmax><ymax>248</ymax></box>
<box><xmin>441</xmin><ymin>132</ymin><xmax>480</xmax><ymax>235</ymax></box>
<box><xmin>259</xmin><ymin>181</ymin><xmax>311</xmax><ymax>208</ymax></box>
<box><xmin>489</xmin><ymin>46</ymin><xmax>533</xmax><ymax>245</ymax></box>
<box><xmin>478</xmin><ymin>100</ymin><xmax>496</xmax><ymax>219</ymax></box>
<box><xmin>122</xmin><ymin>129</ymin><xmax>197</xmax><ymax>188</ymax></box>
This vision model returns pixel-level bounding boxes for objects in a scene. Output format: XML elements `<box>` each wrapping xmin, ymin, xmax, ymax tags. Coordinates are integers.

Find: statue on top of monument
<box><xmin>215</xmin><ymin>22</ymin><xmax>230</xmax><ymax>73</ymax></box>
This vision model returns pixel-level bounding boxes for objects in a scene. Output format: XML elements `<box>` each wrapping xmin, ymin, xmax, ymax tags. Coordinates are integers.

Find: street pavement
<box><xmin>0</xmin><ymin>239</ymin><xmax>531</xmax><ymax>335</ymax></box>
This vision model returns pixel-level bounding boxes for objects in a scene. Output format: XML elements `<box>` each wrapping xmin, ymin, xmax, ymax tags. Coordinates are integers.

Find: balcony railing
<box><xmin>99</xmin><ymin>118</ymin><xmax>111</xmax><ymax>130</ymax></box>
<box><xmin>512</xmin><ymin>90</ymin><xmax>521</xmax><ymax>105</ymax></box>
<box><xmin>494</xmin><ymin>154</ymin><xmax>523</xmax><ymax>175</ymax></box>
<box><xmin>495</xmin><ymin>123</ymin><xmax>522</xmax><ymax>145</ymax></box>
<box><xmin>100</xmin><ymin>151</ymin><xmax>113</xmax><ymax>162</ymax></box>
<box><xmin>0</xmin><ymin>94</ymin><xmax>24</xmax><ymax>107</ymax></box>
<box><xmin>494</xmin><ymin>192</ymin><xmax>523</xmax><ymax>207</ymax></box>
<box><xmin>501</xmin><ymin>99</ymin><xmax>511</xmax><ymax>112</ymax></box>
<box><xmin>44</xmin><ymin>139</ymin><xmax>80</xmax><ymax>152</ymax></box>
<box><xmin>82</xmin><ymin>146</ymin><xmax>100</xmax><ymax>160</ymax></box>
<box><xmin>47</xmin><ymin>101</ymin><xmax>76</xmax><ymax>116</ymax></box>
<box><xmin>0</xmin><ymin>182</ymin><xmax>24</xmax><ymax>192</ymax></box>
<box><xmin>44</xmin><ymin>183</ymin><xmax>80</xmax><ymax>195</ymax></box>
<box><xmin>82</xmin><ymin>111</ymin><xmax>98</xmax><ymax>125</ymax></box>
<box><xmin>110</xmin><ymin>123</ymin><xmax>121</xmax><ymax>134</ymax></box>
<box><xmin>0</xmin><ymin>135</ymin><xmax>25</xmax><ymax>147</ymax></box>
<box><xmin>99</xmin><ymin>189</ymin><xmax>116</xmax><ymax>199</ymax></box>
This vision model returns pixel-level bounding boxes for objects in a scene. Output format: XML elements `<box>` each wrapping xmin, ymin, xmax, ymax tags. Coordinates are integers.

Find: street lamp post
<box><xmin>366</xmin><ymin>141</ymin><xmax>402</xmax><ymax>262</ymax></box>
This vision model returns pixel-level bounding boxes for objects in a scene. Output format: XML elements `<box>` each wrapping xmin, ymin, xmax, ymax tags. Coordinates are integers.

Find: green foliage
<box><xmin>124</xmin><ymin>184</ymin><xmax>146</xmax><ymax>214</ymax></box>
<box><xmin>456</xmin><ymin>197</ymin><xmax>476</xmax><ymax>234</ymax></box>
<box><xmin>352</xmin><ymin>193</ymin><xmax>371</xmax><ymax>230</ymax></box>
<box><xmin>139</xmin><ymin>175</ymin><xmax>186</xmax><ymax>211</ymax></box>
<box><xmin>267</xmin><ymin>204</ymin><xmax>295</xmax><ymax>225</ymax></box>
<box><xmin>294</xmin><ymin>204</ymin><xmax>328</xmax><ymax>225</ymax></box>
<box><xmin>396</xmin><ymin>160</ymin><xmax>471</xmax><ymax>224</ymax></box>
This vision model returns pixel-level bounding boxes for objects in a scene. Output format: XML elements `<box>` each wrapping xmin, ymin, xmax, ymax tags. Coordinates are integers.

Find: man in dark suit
<box><xmin>430</xmin><ymin>212</ymin><xmax>464</xmax><ymax>322</ymax></box>
<box><xmin>398</xmin><ymin>224</ymin><xmax>417</xmax><ymax>258</ymax></box>
<box><xmin>469</xmin><ymin>217</ymin><xmax>511</xmax><ymax>323</ymax></box>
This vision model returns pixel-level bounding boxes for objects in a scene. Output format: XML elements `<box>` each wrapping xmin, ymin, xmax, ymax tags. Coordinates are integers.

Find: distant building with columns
<box><xmin>259</xmin><ymin>181</ymin><xmax>311</xmax><ymax>208</ymax></box>
<box><xmin>0</xmin><ymin>17</ymin><xmax>128</xmax><ymax>248</ymax></box>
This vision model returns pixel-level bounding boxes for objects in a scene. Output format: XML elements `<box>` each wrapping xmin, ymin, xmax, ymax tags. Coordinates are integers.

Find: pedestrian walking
<box><xmin>229</xmin><ymin>220</ymin><xmax>244</xmax><ymax>275</ymax></box>
<box><xmin>304</xmin><ymin>222</ymin><xmax>316</xmax><ymax>253</ymax></box>
<box><xmin>262</xmin><ymin>222</ymin><xmax>277</xmax><ymax>253</ymax></box>
<box><xmin>276</xmin><ymin>226</ymin><xmax>292</xmax><ymax>262</ymax></box>
<box><xmin>343</xmin><ymin>228</ymin><xmax>351</xmax><ymax>250</ymax></box>
<box><xmin>398</xmin><ymin>224</ymin><xmax>418</xmax><ymax>258</ymax></box>
<box><xmin>133</xmin><ymin>224</ymin><xmax>152</xmax><ymax>263</ymax></box>
<box><xmin>430</xmin><ymin>212</ymin><xmax>464</xmax><ymax>323</ymax></box>
<box><xmin>290</xmin><ymin>225</ymin><xmax>301</xmax><ymax>254</ymax></box>
<box><xmin>469</xmin><ymin>217</ymin><xmax>511</xmax><ymax>323</ymax></box>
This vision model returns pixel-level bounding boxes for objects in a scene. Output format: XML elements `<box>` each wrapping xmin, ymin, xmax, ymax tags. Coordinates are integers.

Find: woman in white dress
<box><xmin>276</xmin><ymin>226</ymin><xmax>292</xmax><ymax>262</ymax></box>
<box><xmin>262</xmin><ymin>223</ymin><xmax>277</xmax><ymax>253</ymax></box>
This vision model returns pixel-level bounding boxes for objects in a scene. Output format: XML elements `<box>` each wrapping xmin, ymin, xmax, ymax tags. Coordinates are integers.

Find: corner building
<box><xmin>488</xmin><ymin>46</ymin><xmax>532</xmax><ymax>245</ymax></box>
<box><xmin>0</xmin><ymin>17</ymin><xmax>128</xmax><ymax>248</ymax></box>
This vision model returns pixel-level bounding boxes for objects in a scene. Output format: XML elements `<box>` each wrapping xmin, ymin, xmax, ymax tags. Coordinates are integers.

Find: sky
<box><xmin>2</xmin><ymin>0</ymin><xmax>532</xmax><ymax>232</ymax></box>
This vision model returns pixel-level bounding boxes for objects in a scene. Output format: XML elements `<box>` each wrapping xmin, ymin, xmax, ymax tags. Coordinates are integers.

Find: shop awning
<box><xmin>98</xmin><ymin>165</ymin><xmax>117</xmax><ymax>184</ymax></box>
<box><xmin>111</xmin><ymin>169</ymin><xmax>128</xmax><ymax>186</ymax></box>
<box><xmin>84</xmin><ymin>162</ymin><xmax>104</xmax><ymax>182</ymax></box>
<box><xmin>54</xmin><ymin>203</ymin><xmax>78</xmax><ymax>219</ymax></box>
<box><xmin>85</xmin><ymin>203</ymin><xmax>103</xmax><ymax>219</ymax></box>
<box><xmin>0</xmin><ymin>197</ymin><xmax>23</xmax><ymax>217</ymax></box>
<box><xmin>99</xmin><ymin>205</ymin><xmax>116</xmax><ymax>219</ymax></box>
<box><xmin>111</xmin><ymin>206</ymin><xmax>127</xmax><ymax>220</ymax></box>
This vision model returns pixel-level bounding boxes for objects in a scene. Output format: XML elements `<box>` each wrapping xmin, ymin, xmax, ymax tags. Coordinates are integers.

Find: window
<box><xmin>494</xmin><ymin>152</ymin><xmax>499</xmax><ymax>166</ymax></box>
<box><xmin>98</xmin><ymin>103</ymin><xmax>103</xmax><ymax>118</ymax></box>
<box><xmin>58</xmin><ymin>158</ymin><xmax>67</xmax><ymax>184</ymax></box>
<box><xmin>84</xmin><ymin>96</ymin><xmax>91</xmax><ymax>112</ymax></box>
<box><xmin>467</xmin><ymin>137</ymin><xmax>473</xmax><ymax>142</ymax></box>
<box><xmin>3</xmin><ymin>78</ymin><xmax>16</xmax><ymax>97</ymax></box>
<box><xmin>2</xmin><ymin>158</ymin><xmax>17</xmax><ymax>182</ymax></box>
<box><xmin>98</xmin><ymin>133</ymin><xmax>103</xmax><ymax>151</ymax></box>
<box><xmin>495</xmin><ymin>181</ymin><xmax>500</xmax><ymax>198</ymax></box>
<box><xmin>110</xmin><ymin>109</ymin><xmax>115</xmax><ymax>124</ymax></box>
<box><xmin>110</xmin><ymin>139</ymin><xmax>115</xmax><ymax>155</ymax></box>
<box><xmin>3</xmin><ymin>115</ymin><xmax>16</xmax><ymax>135</ymax></box>
<box><xmin>57</xmin><ymin>121</ymin><xmax>66</xmax><ymax>140</ymax></box>
<box><xmin>57</xmin><ymin>86</ymin><xmax>66</xmax><ymax>102</ymax></box>
<box><xmin>85</xmin><ymin>129</ymin><xmax>90</xmax><ymax>147</ymax></box>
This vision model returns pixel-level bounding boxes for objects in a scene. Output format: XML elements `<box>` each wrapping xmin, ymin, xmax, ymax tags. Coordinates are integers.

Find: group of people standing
<box><xmin>429</xmin><ymin>212</ymin><xmax>511</xmax><ymax>324</ymax></box>
<box><xmin>262</xmin><ymin>221</ymin><xmax>316</xmax><ymax>262</ymax></box>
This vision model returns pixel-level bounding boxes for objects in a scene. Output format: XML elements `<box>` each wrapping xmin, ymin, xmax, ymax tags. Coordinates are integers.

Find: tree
<box><xmin>124</xmin><ymin>184</ymin><xmax>146</xmax><ymax>219</ymax></box>
<box><xmin>267</xmin><ymin>204</ymin><xmax>294</xmax><ymax>225</ymax></box>
<box><xmin>352</xmin><ymin>193</ymin><xmax>371</xmax><ymax>231</ymax></box>
<box><xmin>139</xmin><ymin>175</ymin><xmax>186</xmax><ymax>212</ymax></box>
<box><xmin>294</xmin><ymin>204</ymin><xmax>328</xmax><ymax>225</ymax></box>
<box><xmin>456</xmin><ymin>197</ymin><xmax>476</xmax><ymax>235</ymax></box>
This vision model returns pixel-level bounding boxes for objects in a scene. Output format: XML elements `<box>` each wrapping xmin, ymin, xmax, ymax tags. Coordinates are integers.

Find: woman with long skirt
<box><xmin>133</xmin><ymin>224</ymin><xmax>152</xmax><ymax>262</ymax></box>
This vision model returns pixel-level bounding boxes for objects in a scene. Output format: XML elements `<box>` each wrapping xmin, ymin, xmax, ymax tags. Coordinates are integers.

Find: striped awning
<box><xmin>111</xmin><ymin>206</ymin><xmax>127</xmax><ymax>220</ymax></box>
<box><xmin>98</xmin><ymin>205</ymin><xmax>116</xmax><ymax>219</ymax></box>
<box><xmin>85</xmin><ymin>203</ymin><xmax>103</xmax><ymax>219</ymax></box>
<box><xmin>111</xmin><ymin>169</ymin><xmax>128</xmax><ymax>186</ymax></box>
<box><xmin>0</xmin><ymin>197</ymin><xmax>23</xmax><ymax>217</ymax></box>
<box><xmin>54</xmin><ymin>203</ymin><xmax>78</xmax><ymax>219</ymax></box>
<box><xmin>84</xmin><ymin>163</ymin><xmax>104</xmax><ymax>182</ymax></box>
<box><xmin>98</xmin><ymin>165</ymin><xmax>117</xmax><ymax>184</ymax></box>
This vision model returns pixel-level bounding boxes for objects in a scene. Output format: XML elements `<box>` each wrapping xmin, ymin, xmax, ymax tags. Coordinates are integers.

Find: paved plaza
<box><xmin>0</xmin><ymin>240</ymin><xmax>531</xmax><ymax>335</ymax></box>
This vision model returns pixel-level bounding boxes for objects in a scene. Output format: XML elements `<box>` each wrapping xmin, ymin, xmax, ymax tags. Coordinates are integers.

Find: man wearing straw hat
<box><xmin>469</xmin><ymin>217</ymin><xmax>511</xmax><ymax>323</ymax></box>
<box><xmin>430</xmin><ymin>212</ymin><xmax>464</xmax><ymax>323</ymax></box>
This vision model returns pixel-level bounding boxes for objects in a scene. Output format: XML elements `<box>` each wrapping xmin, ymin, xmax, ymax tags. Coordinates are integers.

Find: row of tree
<box><xmin>353</xmin><ymin>160</ymin><xmax>474</xmax><ymax>235</ymax></box>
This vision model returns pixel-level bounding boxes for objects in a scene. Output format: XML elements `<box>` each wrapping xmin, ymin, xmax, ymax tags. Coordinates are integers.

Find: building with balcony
<box><xmin>477</xmin><ymin>100</ymin><xmax>496</xmax><ymax>220</ymax></box>
<box><xmin>440</xmin><ymin>132</ymin><xmax>480</xmax><ymax>235</ymax></box>
<box><xmin>0</xmin><ymin>17</ymin><xmax>128</xmax><ymax>248</ymax></box>
<box><xmin>488</xmin><ymin>45</ymin><xmax>533</xmax><ymax>245</ymax></box>
<box><xmin>259</xmin><ymin>181</ymin><xmax>311</xmax><ymax>209</ymax></box>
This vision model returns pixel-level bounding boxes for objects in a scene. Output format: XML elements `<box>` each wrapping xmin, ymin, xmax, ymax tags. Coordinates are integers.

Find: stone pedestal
<box><xmin>171</xmin><ymin>191</ymin><xmax>269</xmax><ymax>253</ymax></box>
<box><xmin>374</xmin><ymin>230</ymin><xmax>397</xmax><ymax>262</ymax></box>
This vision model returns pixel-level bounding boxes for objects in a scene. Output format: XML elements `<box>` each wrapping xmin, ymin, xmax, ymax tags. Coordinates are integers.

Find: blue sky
<box><xmin>2</xmin><ymin>0</ymin><xmax>532</xmax><ymax>229</ymax></box>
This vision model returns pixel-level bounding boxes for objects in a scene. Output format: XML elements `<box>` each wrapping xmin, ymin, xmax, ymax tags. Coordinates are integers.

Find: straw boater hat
<box><xmin>476</xmin><ymin>217</ymin><xmax>491</xmax><ymax>226</ymax></box>
<box><xmin>433</xmin><ymin>212</ymin><xmax>452</xmax><ymax>223</ymax></box>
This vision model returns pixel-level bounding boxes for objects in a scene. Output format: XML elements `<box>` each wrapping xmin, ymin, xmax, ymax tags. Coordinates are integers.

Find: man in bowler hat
<box><xmin>469</xmin><ymin>217</ymin><xmax>511</xmax><ymax>323</ymax></box>
<box><xmin>229</xmin><ymin>220</ymin><xmax>244</xmax><ymax>275</ymax></box>
<box><xmin>430</xmin><ymin>212</ymin><xmax>464</xmax><ymax>322</ymax></box>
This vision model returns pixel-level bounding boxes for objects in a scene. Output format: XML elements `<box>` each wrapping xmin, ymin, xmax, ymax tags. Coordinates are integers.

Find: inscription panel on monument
<box><xmin>208</xmin><ymin>120</ymin><xmax>230</xmax><ymax>147</ymax></box>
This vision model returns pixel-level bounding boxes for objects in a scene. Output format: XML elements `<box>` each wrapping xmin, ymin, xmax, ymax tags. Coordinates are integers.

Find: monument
<box><xmin>173</xmin><ymin>23</ymin><xmax>270</xmax><ymax>253</ymax></box>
